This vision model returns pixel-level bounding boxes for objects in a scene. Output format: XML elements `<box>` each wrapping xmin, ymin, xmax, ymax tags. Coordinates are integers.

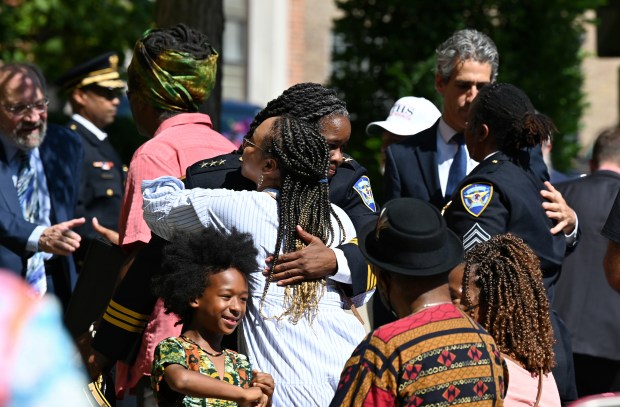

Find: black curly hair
<box><xmin>152</xmin><ymin>226</ymin><xmax>258</xmax><ymax>326</ymax></box>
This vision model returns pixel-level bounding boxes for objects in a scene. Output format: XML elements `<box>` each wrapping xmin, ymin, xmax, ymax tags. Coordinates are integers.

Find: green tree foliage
<box><xmin>0</xmin><ymin>0</ymin><xmax>154</xmax><ymax>80</ymax></box>
<box><xmin>330</xmin><ymin>0</ymin><xmax>605</xmax><ymax>201</ymax></box>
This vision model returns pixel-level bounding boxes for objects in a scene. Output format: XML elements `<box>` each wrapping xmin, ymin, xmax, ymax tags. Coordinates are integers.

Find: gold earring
<box><xmin>258</xmin><ymin>174</ymin><xmax>264</xmax><ymax>189</ymax></box>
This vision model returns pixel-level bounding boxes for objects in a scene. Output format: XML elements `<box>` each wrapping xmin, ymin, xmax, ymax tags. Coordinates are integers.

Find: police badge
<box><xmin>461</xmin><ymin>183</ymin><xmax>493</xmax><ymax>217</ymax></box>
<box><xmin>353</xmin><ymin>176</ymin><xmax>376</xmax><ymax>212</ymax></box>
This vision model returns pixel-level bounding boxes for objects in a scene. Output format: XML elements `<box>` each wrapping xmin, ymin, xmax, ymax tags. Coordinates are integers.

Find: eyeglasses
<box><xmin>242</xmin><ymin>137</ymin><xmax>265</xmax><ymax>152</ymax></box>
<box><xmin>2</xmin><ymin>98</ymin><xmax>49</xmax><ymax>117</ymax></box>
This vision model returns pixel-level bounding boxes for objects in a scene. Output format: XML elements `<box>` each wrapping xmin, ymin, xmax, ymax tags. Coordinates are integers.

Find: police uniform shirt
<box><xmin>69</xmin><ymin>114</ymin><xmax>125</xmax><ymax>235</ymax></box>
<box><xmin>443</xmin><ymin>151</ymin><xmax>565</xmax><ymax>291</ymax></box>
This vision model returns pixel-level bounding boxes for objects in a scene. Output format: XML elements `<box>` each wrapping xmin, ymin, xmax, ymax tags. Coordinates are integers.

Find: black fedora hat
<box><xmin>359</xmin><ymin>198</ymin><xmax>464</xmax><ymax>276</ymax></box>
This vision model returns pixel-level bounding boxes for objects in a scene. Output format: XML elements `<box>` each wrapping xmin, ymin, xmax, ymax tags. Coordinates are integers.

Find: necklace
<box><xmin>181</xmin><ymin>335</ymin><xmax>224</xmax><ymax>357</ymax></box>
<box><xmin>411</xmin><ymin>301</ymin><xmax>452</xmax><ymax>315</ymax></box>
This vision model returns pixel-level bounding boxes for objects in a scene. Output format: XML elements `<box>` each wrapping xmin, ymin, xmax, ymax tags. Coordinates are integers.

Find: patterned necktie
<box><xmin>17</xmin><ymin>151</ymin><xmax>39</xmax><ymax>222</ymax></box>
<box><xmin>16</xmin><ymin>151</ymin><xmax>46</xmax><ymax>296</ymax></box>
<box><xmin>445</xmin><ymin>132</ymin><xmax>467</xmax><ymax>199</ymax></box>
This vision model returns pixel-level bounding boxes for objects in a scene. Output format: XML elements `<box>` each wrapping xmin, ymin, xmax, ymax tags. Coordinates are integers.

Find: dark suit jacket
<box><xmin>384</xmin><ymin>121</ymin><xmax>443</xmax><ymax>208</ymax></box>
<box><xmin>383</xmin><ymin>119</ymin><xmax>550</xmax><ymax>209</ymax></box>
<box><xmin>554</xmin><ymin>170</ymin><xmax>620</xmax><ymax>360</ymax></box>
<box><xmin>0</xmin><ymin>124</ymin><xmax>83</xmax><ymax>308</ymax></box>
<box><xmin>67</xmin><ymin>119</ymin><xmax>124</xmax><ymax>269</ymax></box>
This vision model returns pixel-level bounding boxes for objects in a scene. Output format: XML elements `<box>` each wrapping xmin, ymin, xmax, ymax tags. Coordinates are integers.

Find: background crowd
<box><xmin>1</xmin><ymin>21</ymin><xmax>620</xmax><ymax>407</ymax></box>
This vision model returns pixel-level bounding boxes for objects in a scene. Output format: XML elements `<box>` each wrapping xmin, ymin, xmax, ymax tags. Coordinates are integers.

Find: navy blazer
<box><xmin>383</xmin><ymin>120</ymin><xmax>443</xmax><ymax>208</ymax></box>
<box><xmin>0</xmin><ymin>124</ymin><xmax>83</xmax><ymax>307</ymax></box>
<box><xmin>383</xmin><ymin>119</ymin><xmax>549</xmax><ymax>209</ymax></box>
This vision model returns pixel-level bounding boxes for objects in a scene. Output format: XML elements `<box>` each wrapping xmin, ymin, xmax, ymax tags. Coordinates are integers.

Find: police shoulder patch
<box><xmin>353</xmin><ymin>175</ymin><xmax>376</xmax><ymax>212</ymax></box>
<box><xmin>460</xmin><ymin>183</ymin><xmax>493</xmax><ymax>217</ymax></box>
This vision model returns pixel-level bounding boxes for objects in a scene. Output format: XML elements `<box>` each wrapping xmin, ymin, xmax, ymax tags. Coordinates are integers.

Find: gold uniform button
<box><xmin>106</xmin><ymin>188</ymin><xmax>114</xmax><ymax>196</ymax></box>
<box><xmin>492</xmin><ymin>160</ymin><xmax>498</xmax><ymax>164</ymax></box>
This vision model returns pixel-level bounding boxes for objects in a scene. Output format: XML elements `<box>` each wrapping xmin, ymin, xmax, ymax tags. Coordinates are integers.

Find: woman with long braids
<box><xmin>142</xmin><ymin>115</ymin><xmax>366</xmax><ymax>405</ymax></box>
<box><xmin>443</xmin><ymin>83</ymin><xmax>575</xmax><ymax>402</ymax></box>
<box><xmin>449</xmin><ymin>233</ymin><xmax>560</xmax><ymax>406</ymax></box>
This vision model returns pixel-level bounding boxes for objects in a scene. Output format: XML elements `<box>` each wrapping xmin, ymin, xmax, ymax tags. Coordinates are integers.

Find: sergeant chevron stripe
<box><xmin>463</xmin><ymin>223</ymin><xmax>491</xmax><ymax>250</ymax></box>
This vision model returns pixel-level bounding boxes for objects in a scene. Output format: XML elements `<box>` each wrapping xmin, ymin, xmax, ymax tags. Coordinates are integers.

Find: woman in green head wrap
<box><xmin>127</xmin><ymin>23</ymin><xmax>218</xmax><ymax>114</ymax></box>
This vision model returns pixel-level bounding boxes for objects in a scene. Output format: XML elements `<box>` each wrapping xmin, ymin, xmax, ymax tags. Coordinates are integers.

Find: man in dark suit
<box><xmin>384</xmin><ymin>29</ymin><xmax>549</xmax><ymax>208</ymax></box>
<box><xmin>384</xmin><ymin>29</ymin><xmax>496</xmax><ymax>208</ymax></box>
<box><xmin>0</xmin><ymin>63</ymin><xmax>84</xmax><ymax>309</ymax></box>
<box><xmin>57</xmin><ymin>53</ymin><xmax>127</xmax><ymax>271</ymax></box>
<box><xmin>554</xmin><ymin>127</ymin><xmax>620</xmax><ymax>396</ymax></box>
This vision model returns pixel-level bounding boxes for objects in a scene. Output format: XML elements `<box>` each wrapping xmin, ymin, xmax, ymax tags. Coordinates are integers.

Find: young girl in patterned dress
<box><xmin>150</xmin><ymin>227</ymin><xmax>274</xmax><ymax>407</ymax></box>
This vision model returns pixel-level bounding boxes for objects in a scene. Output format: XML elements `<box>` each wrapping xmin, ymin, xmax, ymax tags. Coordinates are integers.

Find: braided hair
<box><xmin>462</xmin><ymin>234</ymin><xmax>555</xmax><ymax>375</ymax></box>
<box><xmin>244</xmin><ymin>82</ymin><xmax>348</xmax><ymax>143</ymax></box>
<box><xmin>140</xmin><ymin>23</ymin><xmax>214</xmax><ymax>60</ymax></box>
<box><xmin>259</xmin><ymin>115</ymin><xmax>346</xmax><ymax>324</ymax></box>
<box><xmin>469</xmin><ymin>83</ymin><xmax>556</xmax><ymax>155</ymax></box>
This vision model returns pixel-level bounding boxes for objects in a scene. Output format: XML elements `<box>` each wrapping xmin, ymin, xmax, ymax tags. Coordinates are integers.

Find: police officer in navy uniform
<box><xmin>57</xmin><ymin>53</ymin><xmax>127</xmax><ymax>271</ymax></box>
<box><xmin>443</xmin><ymin>83</ymin><xmax>579</xmax><ymax>403</ymax></box>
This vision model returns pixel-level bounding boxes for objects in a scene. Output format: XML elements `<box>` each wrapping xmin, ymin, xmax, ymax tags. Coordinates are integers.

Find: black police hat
<box><xmin>57</xmin><ymin>52</ymin><xmax>125</xmax><ymax>92</ymax></box>
<box><xmin>359</xmin><ymin>198</ymin><xmax>464</xmax><ymax>276</ymax></box>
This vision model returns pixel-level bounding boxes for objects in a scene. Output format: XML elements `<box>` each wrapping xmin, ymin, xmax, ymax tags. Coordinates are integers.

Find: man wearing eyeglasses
<box><xmin>56</xmin><ymin>53</ymin><xmax>127</xmax><ymax>271</ymax></box>
<box><xmin>0</xmin><ymin>62</ymin><xmax>85</xmax><ymax>309</ymax></box>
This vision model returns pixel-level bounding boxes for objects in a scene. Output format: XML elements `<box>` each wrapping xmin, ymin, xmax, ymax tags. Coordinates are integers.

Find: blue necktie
<box><xmin>445</xmin><ymin>133</ymin><xmax>467</xmax><ymax>199</ymax></box>
<box><xmin>16</xmin><ymin>151</ymin><xmax>46</xmax><ymax>296</ymax></box>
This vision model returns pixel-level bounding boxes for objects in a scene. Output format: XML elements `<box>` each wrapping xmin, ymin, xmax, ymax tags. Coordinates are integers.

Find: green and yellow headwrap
<box><xmin>128</xmin><ymin>38</ymin><xmax>218</xmax><ymax>112</ymax></box>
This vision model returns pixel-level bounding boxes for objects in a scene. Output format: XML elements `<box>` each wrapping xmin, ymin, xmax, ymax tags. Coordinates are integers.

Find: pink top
<box><xmin>114</xmin><ymin>113</ymin><xmax>235</xmax><ymax>397</ymax></box>
<box><xmin>504</xmin><ymin>357</ymin><xmax>561</xmax><ymax>407</ymax></box>
<box><xmin>118</xmin><ymin>113</ymin><xmax>235</xmax><ymax>249</ymax></box>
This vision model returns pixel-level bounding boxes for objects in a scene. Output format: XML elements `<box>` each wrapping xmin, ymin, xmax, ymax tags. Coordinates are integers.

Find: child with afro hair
<box><xmin>150</xmin><ymin>226</ymin><xmax>274</xmax><ymax>407</ymax></box>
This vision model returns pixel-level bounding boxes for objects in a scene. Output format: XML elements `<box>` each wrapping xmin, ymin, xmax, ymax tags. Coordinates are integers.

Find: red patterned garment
<box><xmin>330</xmin><ymin>303</ymin><xmax>507</xmax><ymax>406</ymax></box>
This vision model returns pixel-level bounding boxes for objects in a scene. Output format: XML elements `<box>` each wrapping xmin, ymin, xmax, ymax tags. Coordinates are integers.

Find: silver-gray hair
<box><xmin>435</xmin><ymin>29</ymin><xmax>499</xmax><ymax>83</ymax></box>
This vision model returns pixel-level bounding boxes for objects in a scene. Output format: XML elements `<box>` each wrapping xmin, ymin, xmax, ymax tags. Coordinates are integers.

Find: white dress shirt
<box><xmin>436</xmin><ymin>118</ymin><xmax>478</xmax><ymax>197</ymax></box>
<box><xmin>71</xmin><ymin>114</ymin><xmax>107</xmax><ymax>141</ymax></box>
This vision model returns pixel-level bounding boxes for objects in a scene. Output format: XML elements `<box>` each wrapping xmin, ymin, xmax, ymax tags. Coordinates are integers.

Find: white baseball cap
<box><xmin>366</xmin><ymin>97</ymin><xmax>441</xmax><ymax>137</ymax></box>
